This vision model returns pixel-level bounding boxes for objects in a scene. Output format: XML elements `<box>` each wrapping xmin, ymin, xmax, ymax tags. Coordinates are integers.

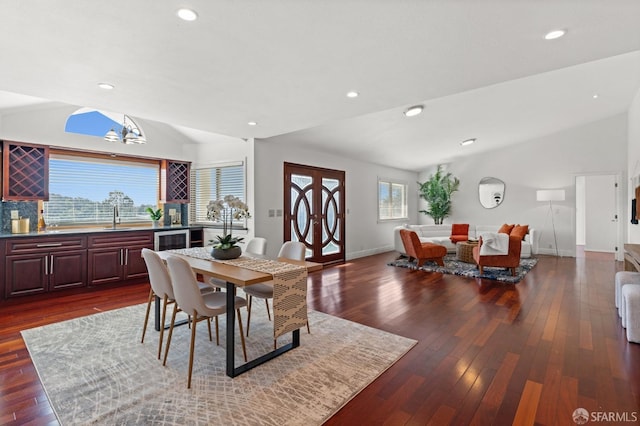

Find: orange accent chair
<box><xmin>399</xmin><ymin>229</ymin><xmax>447</xmax><ymax>267</ymax></box>
<box><xmin>472</xmin><ymin>235</ymin><xmax>522</xmax><ymax>276</ymax></box>
<box><xmin>450</xmin><ymin>223</ymin><xmax>470</xmax><ymax>244</ymax></box>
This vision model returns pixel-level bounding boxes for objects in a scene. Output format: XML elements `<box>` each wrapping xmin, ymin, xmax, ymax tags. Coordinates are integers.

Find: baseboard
<box><xmin>346</xmin><ymin>245</ymin><xmax>395</xmax><ymax>260</ymax></box>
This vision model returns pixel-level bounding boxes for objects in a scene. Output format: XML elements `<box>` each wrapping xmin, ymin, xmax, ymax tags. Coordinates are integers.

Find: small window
<box><xmin>190</xmin><ymin>162</ymin><xmax>247</xmax><ymax>226</ymax></box>
<box><xmin>378</xmin><ymin>178</ymin><xmax>408</xmax><ymax>221</ymax></box>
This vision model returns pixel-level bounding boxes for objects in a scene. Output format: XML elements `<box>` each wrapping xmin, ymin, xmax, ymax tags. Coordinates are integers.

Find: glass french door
<box><xmin>284</xmin><ymin>163</ymin><xmax>345</xmax><ymax>264</ymax></box>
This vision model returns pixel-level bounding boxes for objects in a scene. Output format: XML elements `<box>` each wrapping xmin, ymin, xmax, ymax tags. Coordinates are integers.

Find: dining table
<box><xmin>154</xmin><ymin>248</ymin><xmax>321</xmax><ymax>378</ymax></box>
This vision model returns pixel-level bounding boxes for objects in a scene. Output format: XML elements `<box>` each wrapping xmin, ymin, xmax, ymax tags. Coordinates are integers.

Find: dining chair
<box><xmin>244</xmin><ymin>240</ymin><xmax>309</xmax><ymax>336</ymax></box>
<box><xmin>210</xmin><ymin>237</ymin><xmax>268</xmax><ymax>290</ymax></box>
<box><xmin>163</xmin><ymin>255</ymin><xmax>248</xmax><ymax>388</ymax></box>
<box><xmin>140</xmin><ymin>248</ymin><xmax>214</xmax><ymax>360</ymax></box>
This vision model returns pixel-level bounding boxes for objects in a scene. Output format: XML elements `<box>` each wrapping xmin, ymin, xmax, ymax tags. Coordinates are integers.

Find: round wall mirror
<box><xmin>479</xmin><ymin>177</ymin><xmax>505</xmax><ymax>209</ymax></box>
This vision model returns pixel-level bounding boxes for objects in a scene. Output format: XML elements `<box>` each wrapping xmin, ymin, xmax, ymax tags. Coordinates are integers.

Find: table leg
<box><xmin>225</xmin><ymin>280</ymin><xmax>301</xmax><ymax>378</ymax></box>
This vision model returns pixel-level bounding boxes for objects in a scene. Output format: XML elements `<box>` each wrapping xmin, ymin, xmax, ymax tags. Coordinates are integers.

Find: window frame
<box><xmin>377</xmin><ymin>177</ymin><xmax>409</xmax><ymax>222</ymax></box>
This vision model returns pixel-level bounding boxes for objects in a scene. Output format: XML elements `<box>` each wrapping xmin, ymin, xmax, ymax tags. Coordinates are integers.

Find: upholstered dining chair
<box><xmin>244</xmin><ymin>240</ymin><xmax>308</xmax><ymax>336</ymax></box>
<box><xmin>164</xmin><ymin>255</ymin><xmax>248</xmax><ymax>388</ymax></box>
<box><xmin>210</xmin><ymin>237</ymin><xmax>268</xmax><ymax>290</ymax></box>
<box><xmin>140</xmin><ymin>248</ymin><xmax>215</xmax><ymax>360</ymax></box>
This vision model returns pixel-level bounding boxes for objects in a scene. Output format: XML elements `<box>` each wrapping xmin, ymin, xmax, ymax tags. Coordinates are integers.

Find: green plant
<box><xmin>211</xmin><ymin>234</ymin><xmax>245</xmax><ymax>250</ymax></box>
<box><xmin>146</xmin><ymin>207</ymin><xmax>163</xmax><ymax>221</ymax></box>
<box><xmin>417</xmin><ymin>164</ymin><xmax>460</xmax><ymax>225</ymax></box>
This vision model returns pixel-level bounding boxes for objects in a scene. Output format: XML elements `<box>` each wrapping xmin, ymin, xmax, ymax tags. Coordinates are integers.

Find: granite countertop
<box><xmin>0</xmin><ymin>225</ymin><xmax>198</xmax><ymax>239</ymax></box>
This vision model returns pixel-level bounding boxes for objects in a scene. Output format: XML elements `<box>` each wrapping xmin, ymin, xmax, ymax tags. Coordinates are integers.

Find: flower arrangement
<box><xmin>207</xmin><ymin>195</ymin><xmax>251</xmax><ymax>250</ymax></box>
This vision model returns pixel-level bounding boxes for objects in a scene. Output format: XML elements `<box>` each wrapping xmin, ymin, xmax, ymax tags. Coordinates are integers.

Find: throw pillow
<box><xmin>511</xmin><ymin>224</ymin><xmax>529</xmax><ymax>240</ymax></box>
<box><xmin>498</xmin><ymin>223</ymin><xmax>514</xmax><ymax>234</ymax></box>
<box><xmin>451</xmin><ymin>223</ymin><xmax>469</xmax><ymax>235</ymax></box>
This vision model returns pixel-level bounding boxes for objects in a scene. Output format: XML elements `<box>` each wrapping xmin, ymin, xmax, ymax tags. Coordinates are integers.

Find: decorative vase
<box><xmin>152</xmin><ymin>220</ymin><xmax>160</xmax><ymax>228</ymax></box>
<box><xmin>211</xmin><ymin>246</ymin><xmax>242</xmax><ymax>260</ymax></box>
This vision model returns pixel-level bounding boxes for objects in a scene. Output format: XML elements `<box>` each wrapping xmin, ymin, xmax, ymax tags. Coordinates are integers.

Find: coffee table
<box><xmin>456</xmin><ymin>240</ymin><xmax>479</xmax><ymax>263</ymax></box>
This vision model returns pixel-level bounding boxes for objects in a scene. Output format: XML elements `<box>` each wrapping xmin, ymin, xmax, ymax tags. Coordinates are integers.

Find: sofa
<box><xmin>393</xmin><ymin>224</ymin><xmax>537</xmax><ymax>258</ymax></box>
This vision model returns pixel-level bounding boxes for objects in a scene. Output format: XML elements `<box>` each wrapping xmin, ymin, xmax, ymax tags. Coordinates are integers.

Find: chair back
<box><xmin>278</xmin><ymin>241</ymin><xmax>306</xmax><ymax>261</ymax></box>
<box><xmin>166</xmin><ymin>255</ymin><xmax>209</xmax><ymax>315</ymax></box>
<box><xmin>246</xmin><ymin>237</ymin><xmax>267</xmax><ymax>256</ymax></box>
<box><xmin>399</xmin><ymin>229</ymin><xmax>419</xmax><ymax>258</ymax></box>
<box><xmin>142</xmin><ymin>248</ymin><xmax>175</xmax><ymax>300</ymax></box>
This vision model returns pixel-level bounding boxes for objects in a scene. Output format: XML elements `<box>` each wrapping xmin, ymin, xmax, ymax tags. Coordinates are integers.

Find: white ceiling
<box><xmin>1</xmin><ymin>1</ymin><xmax>639</xmax><ymax>171</ymax></box>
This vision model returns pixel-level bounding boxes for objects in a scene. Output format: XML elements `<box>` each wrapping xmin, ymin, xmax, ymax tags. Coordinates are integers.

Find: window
<box><xmin>190</xmin><ymin>162</ymin><xmax>246</xmax><ymax>226</ymax></box>
<box><xmin>378</xmin><ymin>178</ymin><xmax>408</xmax><ymax>221</ymax></box>
<box><xmin>44</xmin><ymin>153</ymin><xmax>159</xmax><ymax>226</ymax></box>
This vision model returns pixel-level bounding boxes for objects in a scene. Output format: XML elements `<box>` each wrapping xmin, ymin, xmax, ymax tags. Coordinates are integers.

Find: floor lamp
<box><xmin>536</xmin><ymin>189</ymin><xmax>565</xmax><ymax>257</ymax></box>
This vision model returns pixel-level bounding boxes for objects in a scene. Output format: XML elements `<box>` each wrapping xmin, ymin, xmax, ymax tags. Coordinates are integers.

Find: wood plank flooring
<box><xmin>1</xmin><ymin>252</ymin><xmax>639</xmax><ymax>425</ymax></box>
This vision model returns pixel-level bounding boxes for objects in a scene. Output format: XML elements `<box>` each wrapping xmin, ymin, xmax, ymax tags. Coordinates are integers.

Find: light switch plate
<box><xmin>10</xmin><ymin>210</ymin><xmax>19</xmax><ymax>219</ymax></box>
<box><xmin>169</xmin><ymin>209</ymin><xmax>176</xmax><ymax>215</ymax></box>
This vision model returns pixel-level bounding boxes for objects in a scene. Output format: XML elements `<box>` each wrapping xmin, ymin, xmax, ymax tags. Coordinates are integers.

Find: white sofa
<box><xmin>393</xmin><ymin>224</ymin><xmax>537</xmax><ymax>258</ymax></box>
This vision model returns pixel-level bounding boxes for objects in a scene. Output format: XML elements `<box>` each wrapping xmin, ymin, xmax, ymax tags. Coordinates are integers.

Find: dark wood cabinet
<box><xmin>87</xmin><ymin>231</ymin><xmax>153</xmax><ymax>286</ymax></box>
<box><xmin>4</xmin><ymin>236</ymin><xmax>87</xmax><ymax>298</ymax></box>
<box><xmin>2</xmin><ymin>140</ymin><xmax>49</xmax><ymax>201</ymax></box>
<box><xmin>161</xmin><ymin>160</ymin><xmax>190</xmax><ymax>203</ymax></box>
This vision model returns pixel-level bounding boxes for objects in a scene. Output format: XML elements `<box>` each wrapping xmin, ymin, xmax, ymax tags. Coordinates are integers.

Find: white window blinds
<box><xmin>190</xmin><ymin>163</ymin><xmax>246</xmax><ymax>224</ymax></box>
<box><xmin>44</xmin><ymin>154</ymin><xmax>160</xmax><ymax>226</ymax></box>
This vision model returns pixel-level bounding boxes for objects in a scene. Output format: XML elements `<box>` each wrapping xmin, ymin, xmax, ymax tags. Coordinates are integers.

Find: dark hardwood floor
<box><xmin>1</xmin><ymin>251</ymin><xmax>638</xmax><ymax>425</ymax></box>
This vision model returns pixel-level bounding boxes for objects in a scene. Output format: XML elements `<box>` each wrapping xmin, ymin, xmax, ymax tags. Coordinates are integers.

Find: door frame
<box><xmin>283</xmin><ymin>162</ymin><xmax>346</xmax><ymax>264</ymax></box>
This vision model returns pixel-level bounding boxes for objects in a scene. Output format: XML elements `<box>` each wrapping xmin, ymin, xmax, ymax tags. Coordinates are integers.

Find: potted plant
<box><xmin>207</xmin><ymin>195</ymin><xmax>251</xmax><ymax>259</ymax></box>
<box><xmin>417</xmin><ymin>164</ymin><xmax>460</xmax><ymax>225</ymax></box>
<box><xmin>146</xmin><ymin>207</ymin><xmax>163</xmax><ymax>228</ymax></box>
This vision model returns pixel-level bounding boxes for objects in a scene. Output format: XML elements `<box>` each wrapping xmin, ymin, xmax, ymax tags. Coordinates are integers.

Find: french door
<box><xmin>284</xmin><ymin>163</ymin><xmax>345</xmax><ymax>264</ymax></box>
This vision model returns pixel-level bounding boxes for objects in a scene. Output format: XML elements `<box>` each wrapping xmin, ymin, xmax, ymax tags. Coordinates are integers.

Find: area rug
<box><xmin>21</xmin><ymin>301</ymin><xmax>416</xmax><ymax>425</ymax></box>
<box><xmin>388</xmin><ymin>254</ymin><xmax>538</xmax><ymax>283</ymax></box>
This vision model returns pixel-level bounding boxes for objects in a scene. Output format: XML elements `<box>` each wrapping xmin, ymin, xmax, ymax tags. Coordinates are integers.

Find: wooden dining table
<box><xmin>154</xmin><ymin>249</ymin><xmax>320</xmax><ymax>378</ymax></box>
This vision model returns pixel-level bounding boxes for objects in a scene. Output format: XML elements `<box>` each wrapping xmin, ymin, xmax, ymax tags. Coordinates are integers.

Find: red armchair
<box><xmin>472</xmin><ymin>235</ymin><xmax>522</xmax><ymax>276</ymax></box>
<box><xmin>399</xmin><ymin>229</ymin><xmax>447</xmax><ymax>267</ymax></box>
<box><xmin>450</xmin><ymin>223</ymin><xmax>469</xmax><ymax>244</ymax></box>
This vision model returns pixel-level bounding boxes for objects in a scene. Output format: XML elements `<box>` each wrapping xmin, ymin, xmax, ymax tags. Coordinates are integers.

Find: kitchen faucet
<box><xmin>112</xmin><ymin>205</ymin><xmax>120</xmax><ymax>229</ymax></box>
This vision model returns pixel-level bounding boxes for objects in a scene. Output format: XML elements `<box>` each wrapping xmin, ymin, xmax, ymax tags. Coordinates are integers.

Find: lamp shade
<box><xmin>536</xmin><ymin>189</ymin><xmax>565</xmax><ymax>202</ymax></box>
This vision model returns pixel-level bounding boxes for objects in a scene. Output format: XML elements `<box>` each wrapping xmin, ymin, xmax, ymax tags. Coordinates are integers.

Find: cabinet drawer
<box><xmin>6</xmin><ymin>236</ymin><xmax>87</xmax><ymax>254</ymax></box>
<box><xmin>88</xmin><ymin>231</ymin><xmax>153</xmax><ymax>248</ymax></box>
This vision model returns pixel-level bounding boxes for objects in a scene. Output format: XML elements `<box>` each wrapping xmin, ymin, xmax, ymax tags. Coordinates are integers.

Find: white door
<box><xmin>584</xmin><ymin>174</ymin><xmax>618</xmax><ymax>253</ymax></box>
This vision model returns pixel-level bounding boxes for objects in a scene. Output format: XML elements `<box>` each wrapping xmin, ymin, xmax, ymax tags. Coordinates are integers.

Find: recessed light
<box><xmin>544</xmin><ymin>29</ymin><xmax>566</xmax><ymax>40</ymax></box>
<box><xmin>177</xmin><ymin>8</ymin><xmax>198</xmax><ymax>21</ymax></box>
<box><xmin>97</xmin><ymin>82</ymin><xmax>114</xmax><ymax>90</ymax></box>
<box><xmin>460</xmin><ymin>138</ymin><xmax>476</xmax><ymax>146</ymax></box>
<box><xmin>248</xmin><ymin>121</ymin><xmax>257</xmax><ymax>126</ymax></box>
<box><xmin>346</xmin><ymin>91</ymin><xmax>359</xmax><ymax>98</ymax></box>
<box><xmin>592</xmin><ymin>94</ymin><xmax>599</xmax><ymax>99</ymax></box>
<box><xmin>404</xmin><ymin>105</ymin><xmax>423</xmax><ymax>117</ymax></box>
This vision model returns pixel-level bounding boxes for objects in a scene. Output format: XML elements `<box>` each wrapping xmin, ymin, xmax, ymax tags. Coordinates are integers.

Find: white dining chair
<box><xmin>163</xmin><ymin>255</ymin><xmax>248</xmax><ymax>388</ymax></box>
<box><xmin>244</xmin><ymin>241</ymin><xmax>309</xmax><ymax>336</ymax></box>
<box><xmin>140</xmin><ymin>248</ymin><xmax>215</xmax><ymax>360</ymax></box>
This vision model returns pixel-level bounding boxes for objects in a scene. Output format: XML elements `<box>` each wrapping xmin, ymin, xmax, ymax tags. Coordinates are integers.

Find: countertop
<box><xmin>0</xmin><ymin>225</ymin><xmax>197</xmax><ymax>239</ymax></box>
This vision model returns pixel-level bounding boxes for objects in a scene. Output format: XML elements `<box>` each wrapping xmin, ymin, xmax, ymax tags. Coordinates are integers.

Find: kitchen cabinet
<box><xmin>4</xmin><ymin>236</ymin><xmax>87</xmax><ymax>298</ymax></box>
<box><xmin>2</xmin><ymin>140</ymin><xmax>49</xmax><ymax>201</ymax></box>
<box><xmin>161</xmin><ymin>160</ymin><xmax>190</xmax><ymax>203</ymax></box>
<box><xmin>87</xmin><ymin>231</ymin><xmax>153</xmax><ymax>285</ymax></box>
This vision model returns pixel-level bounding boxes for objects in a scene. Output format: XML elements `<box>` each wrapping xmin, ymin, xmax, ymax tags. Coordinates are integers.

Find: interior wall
<box><xmin>576</xmin><ymin>176</ymin><xmax>586</xmax><ymax>245</ymax></box>
<box><xmin>628</xmin><ymin>86</ymin><xmax>640</xmax><ymax>243</ymax></box>
<box><xmin>253</xmin><ymin>139</ymin><xmax>419</xmax><ymax>260</ymax></box>
<box><xmin>0</xmin><ymin>104</ymin><xmax>191</xmax><ymax>160</ymax></box>
<box><xmin>419</xmin><ymin>114</ymin><xmax>628</xmax><ymax>257</ymax></box>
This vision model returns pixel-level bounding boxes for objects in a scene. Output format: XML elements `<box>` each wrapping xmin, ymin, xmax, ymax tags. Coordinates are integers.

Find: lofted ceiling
<box><xmin>0</xmin><ymin>1</ymin><xmax>639</xmax><ymax>171</ymax></box>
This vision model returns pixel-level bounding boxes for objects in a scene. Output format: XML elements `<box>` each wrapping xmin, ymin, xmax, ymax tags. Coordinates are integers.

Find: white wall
<box><xmin>628</xmin><ymin>87</ymin><xmax>640</xmax><ymax>243</ymax></box>
<box><xmin>0</xmin><ymin>104</ymin><xmax>191</xmax><ymax>160</ymax></box>
<box><xmin>419</xmin><ymin>114</ymin><xmax>628</xmax><ymax>257</ymax></box>
<box><xmin>253</xmin><ymin>139</ymin><xmax>419</xmax><ymax>260</ymax></box>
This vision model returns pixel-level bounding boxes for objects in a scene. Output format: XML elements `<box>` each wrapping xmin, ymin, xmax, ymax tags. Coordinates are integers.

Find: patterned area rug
<box><xmin>388</xmin><ymin>254</ymin><xmax>538</xmax><ymax>283</ymax></box>
<box><xmin>21</xmin><ymin>300</ymin><xmax>416</xmax><ymax>425</ymax></box>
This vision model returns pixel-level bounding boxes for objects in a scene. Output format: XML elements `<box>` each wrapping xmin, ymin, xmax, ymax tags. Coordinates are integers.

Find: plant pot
<box><xmin>211</xmin><ymin>246</ymin><xmax>242</xmax><ymax>260</ymax></box>
<box><xmin>152</xmin><ymin>220</ymin><xmax>160</xmax><ymax>228</ymax></box>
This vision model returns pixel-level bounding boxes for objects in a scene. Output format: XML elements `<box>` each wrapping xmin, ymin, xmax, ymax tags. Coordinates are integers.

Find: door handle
<box><xmin>50</xmin><ymin>255</ymin><xmax>54</xmax><ymax>275</ymax></box>
<box><xmin>120</xmin><ymin>248</ymin><xmax>124</xmax><ymax>265</ymax></box>
<box><xmin>125</xmin><ymin>248</ymin><xmax>129</xmax><ymax>266</ymax></box>
<box><xmin>44</xmin><ymin>255</ymin><xmax>48</xmax><ymax>275</ymax></box>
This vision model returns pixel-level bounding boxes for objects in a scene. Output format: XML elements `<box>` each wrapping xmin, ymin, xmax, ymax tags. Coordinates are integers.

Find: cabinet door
<box><xmin>2</xmin><ymin>141</ymin><xmax>49</xmax><ymax>201</ymax></box>
<box><xmin>49</xmin><ymin>250</ymin><xmax>87</xmax><ymax>291</ymax></box>
<box><xmin>5</xmin><ymin>254</ymin><xmax>47</xmax><ymax>297</ymax></box>
<box><xmin>87</xmin><ymin>248</ymin><xmax>124</xmax><ymax>286</ymax></box>
<box><xmin>123</xmin><ymin>245</ymin><xmax>150</xmax><ymax>280</ymax></box>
